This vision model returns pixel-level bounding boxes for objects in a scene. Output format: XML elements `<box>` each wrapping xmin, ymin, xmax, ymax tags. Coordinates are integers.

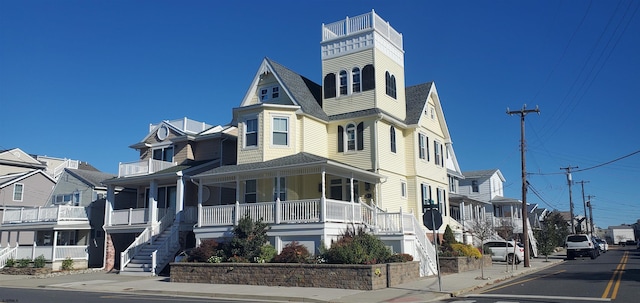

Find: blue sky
<box><xmin>1</xmin><ymin>1</ymin><xmax>639</xmax><ymax>229</ymax></box>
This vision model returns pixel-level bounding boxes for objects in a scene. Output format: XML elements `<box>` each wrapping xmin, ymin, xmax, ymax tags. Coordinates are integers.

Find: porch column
<box><xmin>105</xmin><ymin>185</ymin><xmax>115</xmax><ymax>227</ymax></box>
<box><xmin>175</xmin><ymin>173</ymin><xmax>185</xmax><ymax>223</ymax></box>
<box><xmin>52</xmin><ymin>230</ymin><xmax>58</xmax><ymax>261</ymax></box>
<box><xmin>197</xmin><ymin>180</ymin><xmax>203</xmax><ymax>228</ymax></box>
<box><xmin>460</xmin><ymin>201</ymin><xmax>466</xmax><ymax>228</ymax></box>
<box><xmin>320</xmin><ymin>168</ymin><xmax>326</xmax><ymax>222</ymax></box>
<box><xmin>349</xmin><ymin>175</ymin><xmax>355</xmax><ymax>222</ymax></box>
<box><xmin>149</xmin><ymin>180</ymin><xmax>158</xmax><ymax>225</ymax></box>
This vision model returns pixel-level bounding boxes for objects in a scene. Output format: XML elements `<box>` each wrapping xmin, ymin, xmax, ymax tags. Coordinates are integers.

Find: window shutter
<box><xmin>357</xmin><ymin>122</ymin><xmax>364</xmax><ymax>150</ymax></box>
<box><xmin>362</xmin><ymin>65</ymin><xmax>375</xmax><ymax>91</ymax></box>
<box><xmin>338</xmin><ymin>125</ymin><xmax>344</xmax><ymax>152</ymax></box>
<box><xmin>324</xmin><ymin>73</ymin><xmax>336</xmax><ymax>99</ymax></box>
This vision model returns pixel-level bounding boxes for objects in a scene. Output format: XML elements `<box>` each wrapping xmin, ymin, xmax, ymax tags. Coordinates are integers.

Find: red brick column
<box><xmin>104</xmin><ymin>234</ymin><xmax>115</xmax><ymax>271</ymax></box>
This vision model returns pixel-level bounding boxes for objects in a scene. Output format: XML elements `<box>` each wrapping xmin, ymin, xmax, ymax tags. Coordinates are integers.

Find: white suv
<box><xmin>483</xmin><ymin>240</ymin><xmax>525</xmax><ymax>264</ymax></box>
<box><xmin>565</xmin><ymin>234</ymin><xmax>598</xmax><ymax>259</ymax></box>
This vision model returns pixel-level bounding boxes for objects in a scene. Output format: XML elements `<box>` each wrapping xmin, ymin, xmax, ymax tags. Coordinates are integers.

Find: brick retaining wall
<box><xmin>170</xmin><ymin>261</ymin><xmax>420</xmax><ymax>290</ymax></box>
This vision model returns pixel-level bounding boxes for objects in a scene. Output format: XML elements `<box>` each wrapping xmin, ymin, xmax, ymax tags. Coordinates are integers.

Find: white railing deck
<box><xmin>109</xmin><ymin>208</ymin><xmax>167</xmax><ymax>226</ymax></box>
<box><xmin>118</xmin><ymin>159</ymin><xmax>177</xmax><ymax>177</ymax></box>
<box><xmin>321</xmin><ymin>10</ymin><xmax>402</xmax><ymax>48</ymax></box>
<box><xmin>1</xmin><ymin>206</ymin><xmax>88</xmax><ymax>224</ymax></box>
<box><xmin>11</xmin><ymin>245</ymin><xmax>88</xmax><ymax>261</ymax></box>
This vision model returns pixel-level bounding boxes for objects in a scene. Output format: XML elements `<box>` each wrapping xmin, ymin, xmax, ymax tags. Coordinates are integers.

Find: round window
<box><xmin>157</xmin><ymin>125</ymin><xmax>169</xmax><ymax>140</ymax></box>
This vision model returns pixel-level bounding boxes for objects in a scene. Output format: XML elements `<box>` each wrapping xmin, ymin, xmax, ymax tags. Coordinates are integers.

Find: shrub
<box><xmin>5</xmin><ymin>258</ymin><xmax>15</xmax><ymax>267</ymax></box>
<box><xmin>189</xmin><ymin>239</ymin><xmax>222</xmax><ymax>262</ymax></box>
<box><xmin>17</xmin><ymin>258</ymin><xmax>31</xmax><ymax>268</ymax></box>
<box><xmin>386</xmin><ymin>253</ymin><xmax>414</xmax><ymax>263</ymax></box>
<box><xmin>228</xmin><ymin>255</ymin><xmax>249</xmax><ymax>263</ymax></box>
<box><xmin>273</xmin><ymin>241</ymin><xmax>312</xmax><ymax>263</ymax></box>
<box><xmin>440</xmin><ymin>243</ymin><xmax>482</xmax><ymax>258</ymax></box>
<box><xmin>61</xmin><ymin>258</ymin><xmax>74</xmax><ymax>270</ymax></box>
<box><xmin>33</xmin><ymin>255</ymin><xmax>46</xmax><ymax>268</ymax></box>
<box><xmin>322</xmin><ymin>226</ymin><xmax>392</xmax><ymax>265</ymax></box>
<box><xmin>227</xmin><ymin>214</ymin><xmax>270</xmax><ymax>262</ymax></box>
<box><xmin>442</xmin><ymin>225</ymin><xmax>457</xmax><ymax>245</ymax></box>
<box><xmin>257</xmin><ymin>244</ymin><xmax>276</xmax><ymax>263</ymax></box>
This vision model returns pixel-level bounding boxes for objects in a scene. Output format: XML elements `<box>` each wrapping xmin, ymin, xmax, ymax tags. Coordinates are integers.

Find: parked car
<box><xmin>565</xmin><ymin>234</ymin><xmax>598</xmax><ymax>260</ymax></box>
<box><xmin>483</xmin><ymin>240</ymin><xmax>525</xmax><ymax>264</ymax></box>
<box><xmin>594</xmin><ymin>238</ymin><xmax>608</xmax><ymax>253</ymax></box>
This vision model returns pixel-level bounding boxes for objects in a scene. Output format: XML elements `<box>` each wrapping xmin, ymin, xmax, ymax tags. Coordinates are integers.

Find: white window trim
<box><xmin>345</xmin><ymin>123</ymin><xmax>357</xmax><ymax>152</ymax></box>
<box><xmin>418</xmin><ymin>133</ymin><xmax>427</xmax><ymax>160</ymax></box>
<box><xmin>13</xmin><ymin>183</ymin><xmax>24</xmax><ymax>202</ymax></box>
<box><xmin>243</xmin><ymin>116</ymin><xmax>259</xmax><ymax>149</ymax></box>
<box><xmin>271</xmin><ymin>115</ymin><xmax>290</xmax><ymax>147</ymax></box>
<box><xmin>401</xmin><ymin>181</ymin><xmax>407</xmax><ymax>199</ymax></box>
<box><xmin>260</xmin><ymin>85</ymin><xmax>280</xmax><ymax>102</ymax></box>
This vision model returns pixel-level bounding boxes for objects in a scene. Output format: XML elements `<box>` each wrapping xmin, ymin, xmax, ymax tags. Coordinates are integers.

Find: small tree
<box><xmin>470</xmin><ymin>217</ymin><xmax>495</xmax><ymax>280</ymax></box>
<box><xmin>534</xmin><ymin>219</ymin><xmax>558</xmax><ymax>262</ymax></box>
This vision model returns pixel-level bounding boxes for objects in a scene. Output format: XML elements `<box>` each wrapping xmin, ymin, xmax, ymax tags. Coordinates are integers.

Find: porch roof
<box><xmin>0</xmin><ymin>221</ymin><xmax>91</xmax><ymax>231</ymax></box>
<box><xmin>449</xmin><ymin>193</ymin><xmax>491</xmax><ymax>206</ymax></box>
<box><xmin>103</xmin><ymin>159</ymin><xmax>220</xmax><ymax>186</ymax></box>
<box><xmin>491</xmin><ymin>195</ymin><xmax>522</xmax><ymax>205</ymax></box>
<box><xmin>192</xmin><ymin>152</ymin><xmax>384</xmax><ymax>184</ymax></box>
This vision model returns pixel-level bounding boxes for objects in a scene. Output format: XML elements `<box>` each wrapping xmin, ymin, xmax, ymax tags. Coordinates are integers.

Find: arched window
<box><xmin>346</xmin><ymin>123</ymin><xmax>356</xmax><ymax>151</ymax></box>
<box><xmin>339</xmin><ymin>70</ymin><xmax>348</xmax><ymax>96</ymax></box>
<box><xmin>352</xmin><ymin>67</ymin><xmax>361</xmax><ymax>93</ymax></box>
<box><xmin>385</xmin><ymin>71</ymin><xmax>396</xmax><ymax>98</ymax></box>
<box><xmin>362</xmin><ymin>65</ymin><xmax>375</xmax><ymax>91</ymax></box>
<box><xmin>324</xmin><ymin>73</ymin><xmax>336</xmax><ymax>99</ymax></box>
<box><xmin>390</xmin><ymin>126</ymin><xmax>396</xmax><ymax>153</ymax></box>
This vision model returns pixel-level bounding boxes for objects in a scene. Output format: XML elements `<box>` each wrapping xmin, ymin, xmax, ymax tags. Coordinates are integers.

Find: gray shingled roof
<box><xmin>267</xmin><ymin>58</ymin><xmax>328</xmax><ymax>121</ymax></box>
<box><xmin>66</xmin><ymin>168</ymin><xmax>116</xmax><ymax>188</ymax></box>
<box><xmin>405</xmin><ymin>82</ymin><xmax>433</xmax><ymax>125</ymax></box>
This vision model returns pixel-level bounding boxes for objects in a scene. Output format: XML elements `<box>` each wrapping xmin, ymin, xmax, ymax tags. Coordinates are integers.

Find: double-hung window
<box><xmin>418</xmin><ymin>134</ymin><xmax>427</xmax><ymax>160</ymax></box>
<box><xmin>339</xmin><ymin>70</ymin><xmax>348</xmax><ymax>96</ymax></box>
<box><xmin>352</xmin><ymin>67</ymin><xmax>361</xmax><ymax>93</ymax></box>
<box><xmin>272</xmin><ymin>117</ymin><xmax>288</xmax><ymax>146</ymax></box>
<box><xmin>13</xmin><ymin>183</ymin><xmax>24</xmax><ymax>201</ymax></box>
<box><xmin>421</xmin><ymin>183</ymin><xmax>432</xmax><ymax>211</ymax></box>
<box><xmin>245</xmin><ymin>118</ymin><xmax>258</xmax><ymax>147</ymax></box>
<box><xmin>390</xmin><ymin>126</ymin><xmax>396</xmax><ymax>153</ymax></box>
<box><xmin>437</xmin><ymin>188</ymin><xmax>446</xmax><ymax>215</ymax></box>
<box><xmin>434</xmin><ymin>140</ymin><xmax>443</xmax><ymax>166</ymax></box>
<box><xmin>245</xmin><ymin>180</ymin><xmax>257</xmax><ymax>203</ymax></box>
<box><xmin>346</xmin><ymin>123</ymin><xmax>356</xmax><ymax>151</ymax></box>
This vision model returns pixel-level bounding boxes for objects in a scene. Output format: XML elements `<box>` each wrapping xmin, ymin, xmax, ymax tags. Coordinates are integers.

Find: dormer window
<box><xmin>260</xmin><ymin>85</ymin><xmax>280</xmax><ymax>101</ymax></box>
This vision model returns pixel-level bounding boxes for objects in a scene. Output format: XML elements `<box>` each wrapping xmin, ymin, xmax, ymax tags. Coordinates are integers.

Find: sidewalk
<box><xmin>0</xmin><ymin>255</ymin><xmax>565</xmax><ymax>303</ymax></box>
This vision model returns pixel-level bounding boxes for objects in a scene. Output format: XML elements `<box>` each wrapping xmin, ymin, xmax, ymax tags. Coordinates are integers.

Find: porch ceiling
<box><xmin>193</xmin><ymin>152</ymin><xmax>383</xmax><ymax>185</ymax></box>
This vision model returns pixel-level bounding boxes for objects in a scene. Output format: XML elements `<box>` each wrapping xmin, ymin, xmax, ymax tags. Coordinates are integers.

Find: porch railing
<box><xmin>110</xmin><ymin>208</ymin><xmax>168</xmax><ymax>226</ymax></box>
<box><xmin>118</xmin><ymin>159</ymin><xmax>177</xmax><ymax>177</ymax></box>
<box><xmin>12</xmin><ymin>245</ymin><xmax>88</xmax><ymax>261</ymax></box>
<box><xmin>0</xmin><ymin>246</ymin><xmax>18</xmax><ymax>268</ymax></box>
<box><xmin>1</xmin><ymin>206</ymin><xmax>88</xmax><ymax>224</ymax></box>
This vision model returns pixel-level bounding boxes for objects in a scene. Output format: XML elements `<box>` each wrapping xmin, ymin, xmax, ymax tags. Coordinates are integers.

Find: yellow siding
<box><xmin>322</xmin><ymin>51</ymin><xmax>376</xmax><ymax>116</ymax></box>
<box><xmin>376</xmin><ymin>120</ymin><xmax>407</xmax><ymax>176</ymax></box>
<box><xmin>372</xmin><ymin>48</ymin><xmax>406</xmax><ymax>121</ymax></box>
<box><xmin>326</xmin><ymin>119</ymin><xmax>374</xmax><ymax>171</ymax></box>
<box><xmin>237</xmin><ymin>112</ymin><xmax>264</xmax><ymax>165</ymax></box>
<box><xmin>299</xmin><ymin>117</ymin><xmax>328</xmax><ymax>157</ymax></box>
<box><xmin>263</xmin><ymin>110</ymin><xmax>296</xmax><ymax>161</ymax></box>
<box><xmin>419</xmin><ymin>95</ymin><xmax>444</xmax><ymax>137</ymax></box>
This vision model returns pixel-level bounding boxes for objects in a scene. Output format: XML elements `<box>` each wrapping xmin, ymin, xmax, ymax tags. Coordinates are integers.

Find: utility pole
<box><xmin>561</xmin><ymin>166</ymin><xmax>578</xmax><ymax>234</ymax></box>
<box><xmin>587</xmin><ymin>195</ymin><xmax>596</xmax><ymax>237</ymax></box>
<box><xmin>576</xmin><ymin>180</ymin><xmax>589</xmax><ymax>235</ymax></box>
<box><xmin>507</xmin><ymin>104</ymin><xmax>539</xmax><ymax>268</ymax></box>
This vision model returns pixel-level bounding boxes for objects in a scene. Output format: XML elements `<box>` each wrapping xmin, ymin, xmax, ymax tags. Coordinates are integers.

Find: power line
<box><xmin>528</xmin><ymin>149</ymin><xmax>640</xmax><ymax>176</ymax></box>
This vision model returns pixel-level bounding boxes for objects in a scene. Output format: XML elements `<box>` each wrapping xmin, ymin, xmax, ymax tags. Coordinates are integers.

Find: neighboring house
<box><xmin>0</xmin><ymin>148</ymin><xmax>58</xmax><ymax>248</ymax></box>
<box><xmin>527</xmin><ymin>203</ymin><xmax>550</xmax><ymax>230</ymax></box>
<box><xmin>188</xmin><ymin>10</ymin><xmax>460</xmax><ymax>277</ymax></box>
<box><xmin>0</xmin><ymin>167</ymin><xmax>120</xmax><ymax>270</ymax></box>
<box><xmin>460</xmin><ymin>169</ymin><xmax>538</xmax><ymax>256</ymax></box>
<box><xmin>102</xmin><ymin>119</ymin><xmax>238</xmax><ymax>275</ymax></box>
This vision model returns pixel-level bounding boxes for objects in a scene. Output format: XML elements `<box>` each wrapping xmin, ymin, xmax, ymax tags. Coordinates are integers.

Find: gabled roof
<box><xmin>0</xmin><ymin>148</ymin><xmax>46</xmax><ymax>170</ymax></box>
<box><xmin>239</xmin><ymin>58</ymin><xmax>327</xmax><ymax>121</ymax></box>
<box><xmin>65</xmin><ymin>168</ymin><xmax>116</xmax><ymax>188</ymax></box>
<box><xmin>463</xmin><ymin>169</ymin><xmax>505</xmax><ymax>182</ymax></box>
<box><xmin>405</xmin><ymin>82</ymin><xmax>433</xmax><ymax>124</ymax></box>
<box><xmin>0</xmin><ymin>169</ymin><xmax>56</xmax><ymax>188</ymax></box>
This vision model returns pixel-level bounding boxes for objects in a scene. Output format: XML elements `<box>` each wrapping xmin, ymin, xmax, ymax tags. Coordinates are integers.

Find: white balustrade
<box><xmin>1</xmin><ymin>206</ymin><xmax>88</xmax><ymax>224</ymax></box>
